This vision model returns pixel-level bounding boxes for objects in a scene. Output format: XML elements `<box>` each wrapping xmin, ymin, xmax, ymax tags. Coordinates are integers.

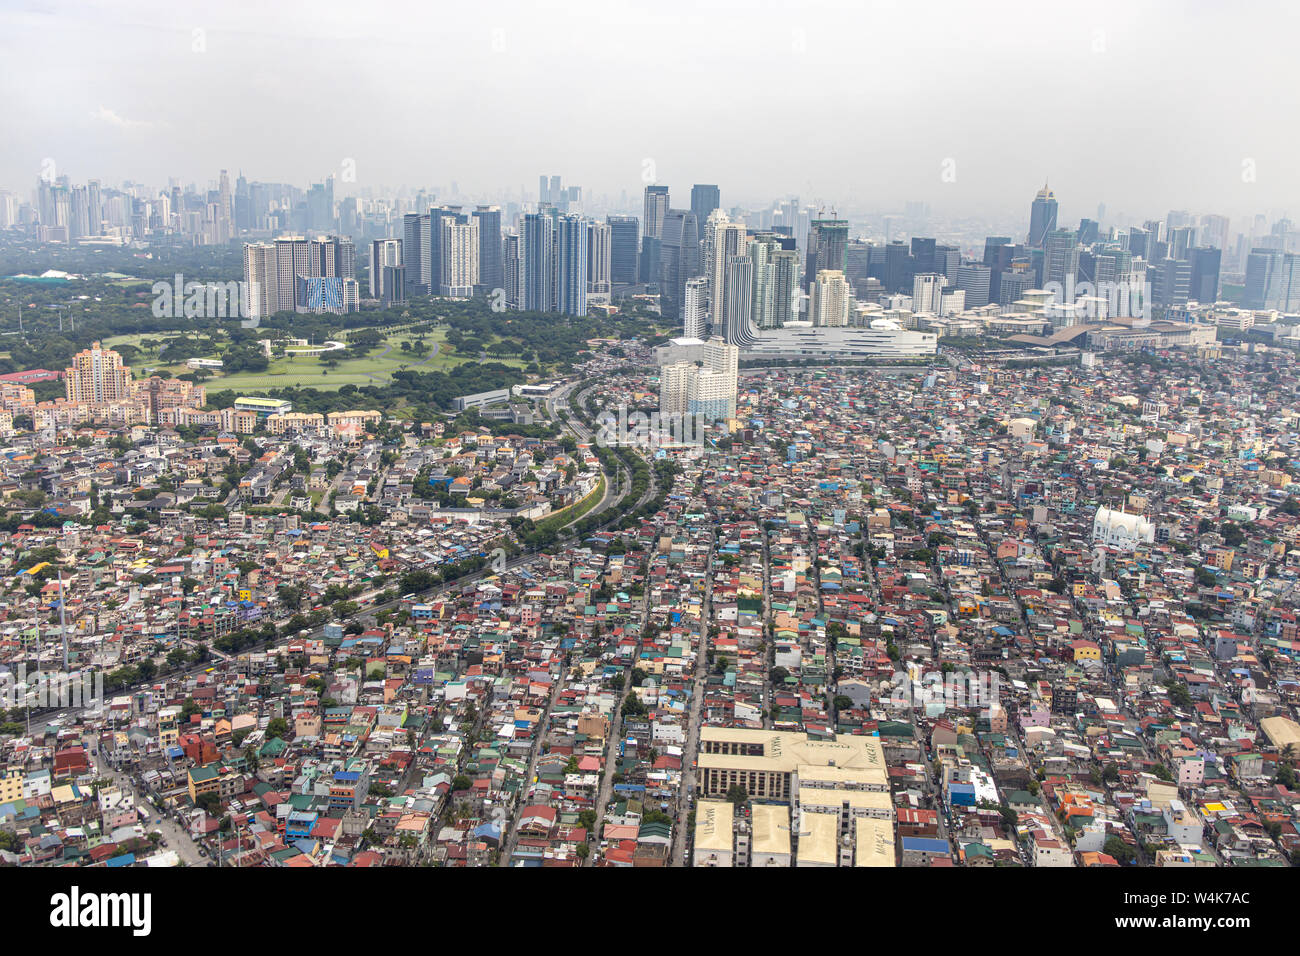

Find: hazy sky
<box><xmin>3</xmin><ymin>0</ymin><xmax>1297</xmax><ymax>222</ymax></box>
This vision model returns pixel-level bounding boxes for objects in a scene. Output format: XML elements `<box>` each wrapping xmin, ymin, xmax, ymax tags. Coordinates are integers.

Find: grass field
<box><xmin>105</xmin><ymin>326</ymin><xmax>529</xmax><ymax>392</ymax></box>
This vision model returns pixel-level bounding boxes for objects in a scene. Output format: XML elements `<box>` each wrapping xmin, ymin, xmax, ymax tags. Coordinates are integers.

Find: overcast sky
<box><xmin>2</xmin><ymin>0</ymin><xmax>1297</xmax><ymax>222</ymax></box>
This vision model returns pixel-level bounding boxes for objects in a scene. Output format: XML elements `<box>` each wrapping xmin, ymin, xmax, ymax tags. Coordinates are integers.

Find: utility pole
<box><xmin>57</xmin><ymin>570</ymin><xmax>69</xmax><ymax>670</ymax></box>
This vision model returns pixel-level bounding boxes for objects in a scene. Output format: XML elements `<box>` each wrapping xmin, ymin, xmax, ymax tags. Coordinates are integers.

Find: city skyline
<box><xmin>2</xmin><ymin>0</ymin><xmax>1298</xmax><ymax>220</ymax></box>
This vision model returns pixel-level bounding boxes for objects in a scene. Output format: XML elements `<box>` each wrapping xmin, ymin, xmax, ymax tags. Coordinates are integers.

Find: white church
<box><xmin>1092</xmin><ymin>507</ymin><xmax>1155</xmax><ymax>552</ymax></box>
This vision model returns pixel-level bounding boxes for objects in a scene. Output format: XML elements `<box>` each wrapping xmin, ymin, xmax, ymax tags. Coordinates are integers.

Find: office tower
<box><xmin>845</xmin><ymin>240</ymin><xmax>873</xmax><ymax>296</ymax></box>
<box><xmin>804</xmin><ymin>217</ymin><xmax>849</xmax><ymax>287</ymax></box>
<box><xmin>608</xmin><ymin>215</ymin><xmax>640</xmax><ymax>285</ymax></box>
<box><xmin>380</xmin><ymin>266</ymin><xmax>406</xmax><ymax>308</ymax></box>
<box><xmin>911</xmin><ymin>273</ymin><xmax>944</xmax><ymax>314</ymax></box>
<box><xmin>65</xmin><ymin>342</ymin><xmax>132</xmax><ymax>404</ymax></box>
<box><xmin>639</xmin><ymin>236</ymin><xmax>662</xmax><ymax>287</ymax></box>
<box><xmin>690</xmin><ymin>336</ymin><xmax>740</xmax><ymax>422</ymax></box>
<box><xmin>70</xmin><ymin>186</ymin><xmax>89</xmax><ymax>239</ymax></box>
<box><xmin>705</xmin><ymin>214</ymin><xmax>749</xmax><ymax>323</ymax></box>
<box><xmin>956</xmin><ymin>263</ymin><xmax>991</xmax><ymax>308</ymax></box>
<box><xmin>1127</xmin><ymin>226</ymin><xmax>1149</xmax><ymax>260</ymax></box>
<box><xmin>1028</xmin><ymin>183</ymin><xmax>1058</xmax><ymax>248</ymax></box>
<box><xmin>554</xmin><ymin>215</ymin><xmax>588</xmax><ymax>316</ymax></box>
<box><xmin>690</xmin><ymin>184</ymin><xmax>720</xmax><ymax>226</ymax></box>
<box><xmin>1043</xmin><ymin>229</ymin><xmax>1080</xmax><ymax>295</ymax></box>
<box><xmin>521</xmin><ymin>213</ymin><xmax>555</xmax><ymax>312</ymax></box>
<box><xmin>747</xmin><ymin>233</ymin><xmax>780</xmax><ymax>330</ymax></box>
<box><xmin>503</xmin><ymin>232</ymin><xmax>523</xmax><ymax>309</ymax></box>
<box><xmin>1168</xmin><ymin>225</ymin><xmax>1195</xmax><ymax>262</ymax></box>
<box><xmin>772</xmin><ymin>249</ymin><xmax>802</xmax><ymax>326</ymax></box>
<box><xmin>642</xmin><ymin>184</ymin><xmax>670</xmax><ymax>239</ymax></box>
<box><xmin>659</xmin><ymin>208</ymin><xmax>700</xmax><ymax>319</ymax></box>
<box><xmin>809</xmin><ymin>270</ymin><xmax>852</xmax><ymax>327</ymax></box>
<box><xmin>683</xmin><ymin>277</ymin><xmax>707</xmax><ymax>338</ymax></box>
<box><xmin>721</xmin><ymin>255</ymin><xmax>755</xmax><ymax>347</ymax></box>
<box><xmin>539</xmin><ymin>175</ymin><xmax>550</xmax><ymax>205</ymax></box>
<box><xmin>1151</xmin><ymin>258</ymin><xmax>1191</xmax><ymax>307</ymax></box>
<box><xmin>587</xmin><ymin>221</ymin><xmax>612</xmax><ymax>295</ymax></box>
<box><xmin>473</xmin><ymin>205</ymin><xmax>504</xmax><ymax>293</ymax></box>
<box><xmin>911</xmin><ymin>237</ymin><xmax>937</xmax><ymax>275</ymax></box>
<box><xmin>884</xmin><ymin>240</ymin><xmax>912</xmax><ymax>292</ymax></box>
<box><xmin>1188</xmin><ymin>247</ymin><xmax>1221</xmax><ymax>304</ymax></box>
<box><xmin>1094</xmin><ymin>248</ymin><xmax>1133</xmax><ymax>289</ymax></box>
<box><xmin>307</xmin><ymin>178</ymin><xmax>334</xmax><ymax>232</ymax></box>
<box><xmin>1245</xmin><ymin>249</ymin><xmax>1300</xmax><ymax>311</ymax></box>
<box><xmin>86</xmin><ymin>180</ymin><xmax>102</xmax><ymax>235</ymax></box>
<box><xmin>935</xmin><ymin>244</ymin><xmax>961</xmax><ymax>279</ymax></box>
<box><xmin>549</xmin><ymin>176</ymin><xmax>563</xmax><ymax>206</ymax></box>
<box><xmin>0</xmin><ymin>191</ymin><xmax>15</xmax><ymax>229</ymax></box>
<box><xmin>369</xmin><ymin>238</ymin><xmax>403</xmax><ymax>299</ymax></box>
<box><xmin>998</xmin><ymin>267</ymin><xmax>1035</xmax><ymax>307</ymax></box>
<box><xmin>439</xmin><ymin>217</ymin><xmax>479</xmax><ymax>297</ymax></box>
<box><xmin>402</xmin><ymin>212</ymin><xmax>428</xmax><ymax>295</ymax></box>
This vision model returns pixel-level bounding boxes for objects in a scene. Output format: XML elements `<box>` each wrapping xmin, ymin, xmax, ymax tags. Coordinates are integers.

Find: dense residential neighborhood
<box><xmin>4</xmin><ymin>331</ymin><xmax>1300</xmax><ymax>872</ymax></box>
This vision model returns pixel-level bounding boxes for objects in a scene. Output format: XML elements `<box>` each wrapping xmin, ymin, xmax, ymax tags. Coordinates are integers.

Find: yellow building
<box><xmin>692</xmin><ymin>799</ymin><xmax>734</xmax><ymax>867</ymax></box>
<box><xmin>696</xmin><ymin>727</ymin><xmax>887</xmax><ymax>803</ymax></box>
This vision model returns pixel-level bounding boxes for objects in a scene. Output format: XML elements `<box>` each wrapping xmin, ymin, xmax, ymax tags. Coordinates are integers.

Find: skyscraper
<box><xmin>659</xmin><ymin>208</ymin><xmax>700</xmax><ymax>320</ymax></box>
<box><xmin>608</xmin><ymin>215</ymin><xmax>640</xmax><ymax>285</ymax></box>
<box><xmin>587</xmin><ymin>220</ymin><xmax>612</xmax><ymax>296</ymax></box>
<box><xmin>804</xmin><ymin>217</ymin><xmax>849</xmax><ymax>288</ymax></box>
<box><xmin>810</xmin><ymin>270</ymin><xmax>852</xmax><ymax>327</ymax></box>
<box><xmin>706</xmin><ymin>213</ymin><xmax>748</xmax><ymax>326</ymax></box>
<box><xmin>555</xmin><ymin>215</ymin><xmax>587</xmax><ymax>316</ymax></box>
<box><xmin>473</xmin><ymin>205</ymin><xmax>504</xmax><ymax>294</ymax></box>
<box><xmin>521</xmin><ymin>213</ymin><xmax>554</xmax><ymax>312</ymax></box>
<box><xmin>504</xmin><ymin>232</ymin><xmax>523</xmax><ymax>309</ymax></box>
<box><xmin>439</xmin><ymin>217</ymin><xmax>479</xmax><ymax>297</ymax></box>
<box><xmin>683</xmin><ymin>277</ymin><xmax>708</xmax><ymax>339</ymax></box>
<box><xmin>369</xmin><ymin>238</ymin><xmax>402</xmax><ymax>299</ymax></box>
<box><xmin>642</xmin><ymin>185</ymin><xmax>669</xmax><ymax>239</ymax></box>
<box><xmin>771</xmin><ymin>249</ymin><xmax>802</xmax><ymax>326</ymax></box>
<box><xmin>1028</xmin><ymin>183</ymin><xmax>1058</xmax><ymax>248</ymax></box>
<box><xmin>956</xmin><ymin>263</ymin><xmax>992</xmax><ymax>309</ymax></box>
<box><xmin>1188</xmin><ymin>247</ymin><xmax>1221</xmax><ymax>304</ymax></box>
<box><xmin>690</xmin><ymin>184</ymin><xmax>720</xmax><ymax>226</ymax></box>
<box><xmin>402</xmin><ymin>212</ymin><xmax>428</xmax><ymax>295</ymax></box>
<box><xmin>722</xmin><ymin>255</ymin><xmax>755</xmax><ymax>348</ymax></box>
<box><xmin>1043</xmin><ymin>229</ymin><xmax>1079</xmax><ymax>296</ymax></box>
<box><xmin>911</xmin><ymin>273</ymin><xmax>944</xmax><ymax>314</ymax></box>
<box><xmin>1245</xmin><ymin>249</ymin><xmax>1300</xmax><ymax>311</ymax></box>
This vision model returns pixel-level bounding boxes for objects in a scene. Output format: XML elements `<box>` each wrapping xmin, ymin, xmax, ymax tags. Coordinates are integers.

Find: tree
<box><xmin>265</xmin><ymin>717</ymin><xmax>290</xmax><ymax>740</ymax></box>
<box><xmin>1104</xmin><ymin>835</ymin><xmax>1136</xmax><ymax>865</ymax></box>
<box><xmin>452</xmin><ymin>774</ymin><xmax>472</xmax><ymax>792</ymax></box>
<box><xmin>725</xmin><ymin>784</ymin><xmax>749</xmax><ymax>806</ymax></box>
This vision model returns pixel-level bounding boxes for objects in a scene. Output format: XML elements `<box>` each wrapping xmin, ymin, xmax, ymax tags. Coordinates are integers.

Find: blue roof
<box><xmin>901</xmin><ymin>837</ymin><xmax>950</xmax><ymax>853</ymax></box>
<box><xmin>105</xmin><ymin>853</ymin><xmax>136</xmax><ymax>867</ymax></box>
